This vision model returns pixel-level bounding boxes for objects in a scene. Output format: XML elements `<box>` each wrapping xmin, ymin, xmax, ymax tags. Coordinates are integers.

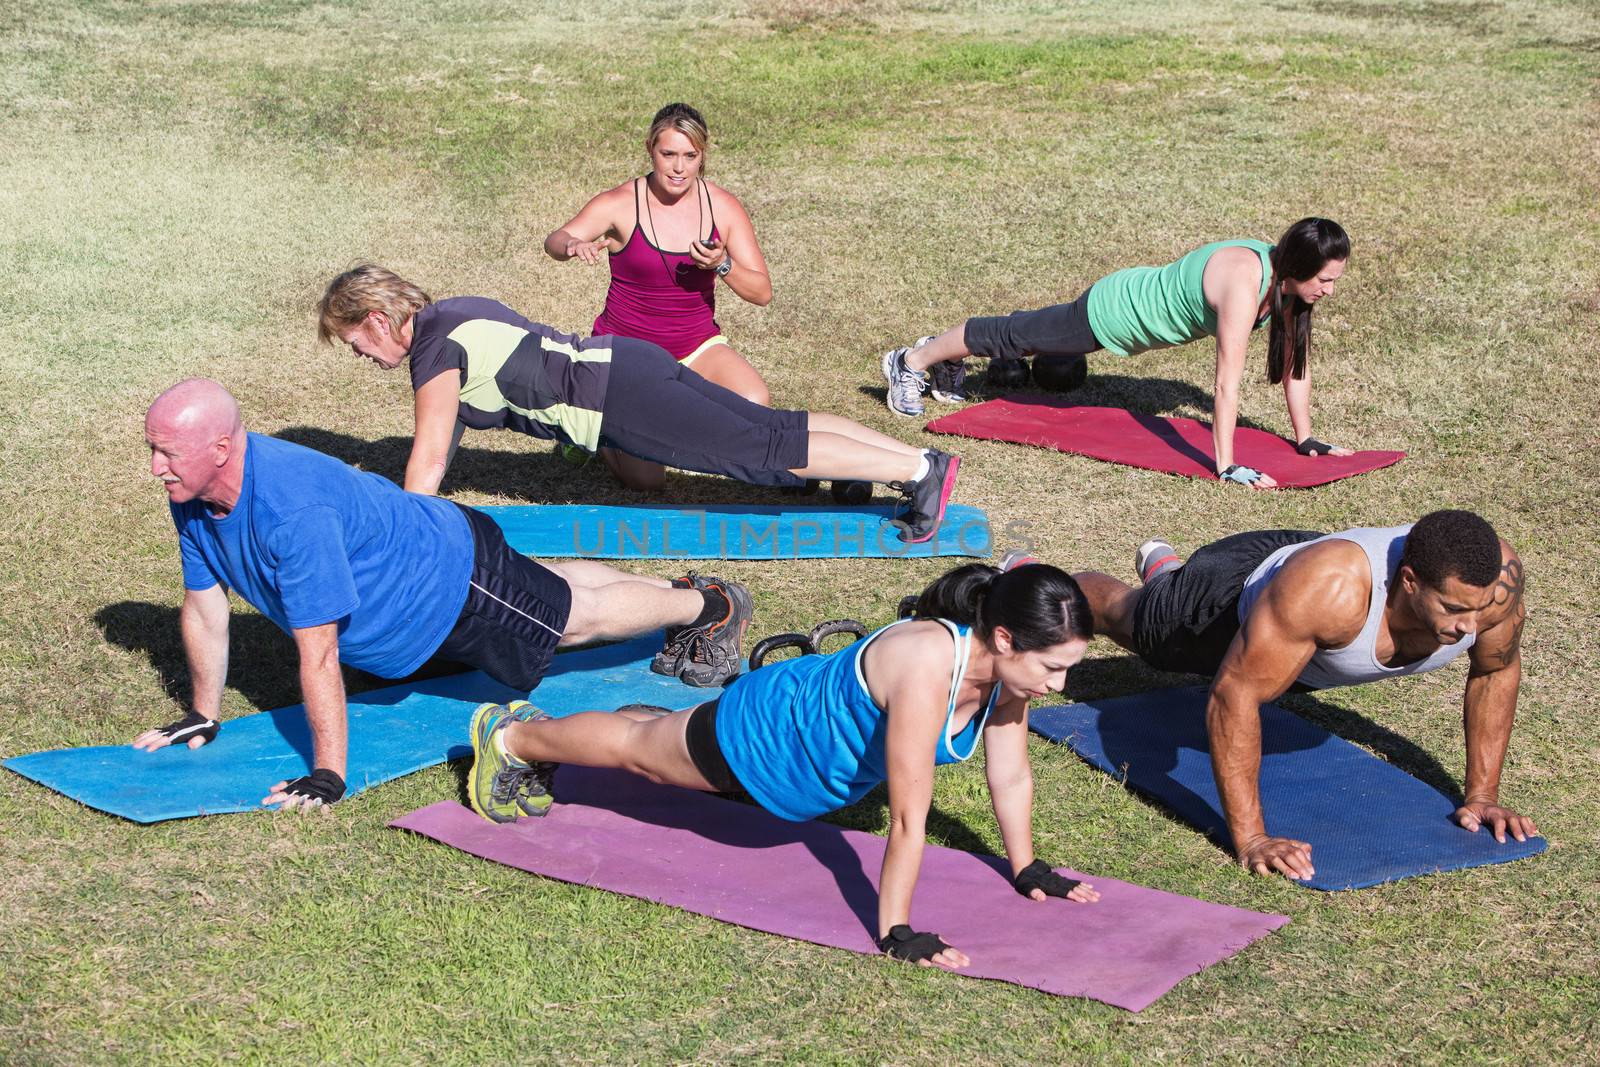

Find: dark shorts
<box><xmin>962</xmin><ymin>286</ymin><xmax>1103</xmax><ymax>363</ymax></box>
<box><xmin>684</xmin><ymin>698</ymin><xmax>747</xmax><ymax>795</ymax></box>
<box><xmin>1132</xmin><ymin>529</ymin><xmax>1322</xmax><ymax>676</ymax></box>
<box><xmin>434</xmin><ymin>504</ymin><xmax>573</xmax><ymax>692</ymax></box>
<box><xmin>598</xmin><ymin>336</ymin><xmax>809</xmax><ymax>488</ymax></box>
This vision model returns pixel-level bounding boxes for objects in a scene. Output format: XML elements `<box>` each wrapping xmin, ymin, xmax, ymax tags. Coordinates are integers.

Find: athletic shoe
<box><xmin>881</xmin><ymin>344</ymin><xmax>928</xmax><ymax>418</ymax></box>
<box><xmin>919</xmin><ymin>336</ymin><xmax>969</xmax><ymax>404</ymax></box>
<box><xmin>557</xmin><ymin>442</ymin><xmax>595</xmax><ymax>467</ymax></box>
<box><xmin>890</xmin><ymin>450</ymin><xmax>961</xmax><ymax>544</ymax></box>
<box><xmin>650</xmin><ymin>574</ymin><xmax>754</xmax><ymax>687</ymax></box>
<box><xmin>505</xmin><ymin>700</ymin><xmax>559</xmax><ymax>817</ymax></box>
<box><xmin>998</xmin><ymin>549</ymin><xmax>1041</xmax><ymax>572</ymax></box>
<box><xmin>1135</xmin><ymin>539</ymin><xmax>1182</xmax><ymax>584</ymax></box>
<box><xmin>469</xmin><ymin>702</ymin><xmax>535</xmax><ymax>824</ymax></box>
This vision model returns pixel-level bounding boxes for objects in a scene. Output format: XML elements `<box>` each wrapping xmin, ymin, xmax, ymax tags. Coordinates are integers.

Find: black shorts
<box><xmin>684</xmin><ymin>698</ymin><xmax>747</xmax><ymax>795</ymax></box>
<box><xmin>1132</xmin><ymin>529</ymin><xmax>1322</xmax><ymax>676</ymax></box>
<box><xmin>598</xmin><ymin>336</ymin><xmax>810</xmax><ymax>488</ymax></box>
<box><xmin>962</xmin><ymin>286</ymin><xmax>1103</xmax><ymax>362</ymax></box>
<box><xmin>434</xmin><ymin>504</ymin><xmax>573</xmax><ymax>692</ymax></box>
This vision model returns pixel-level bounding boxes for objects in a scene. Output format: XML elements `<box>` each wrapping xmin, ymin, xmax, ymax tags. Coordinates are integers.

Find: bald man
<box><xmin>133</xmin><ymin>379</ymin><xmax>753</xmax><ymax>810</ymax></box>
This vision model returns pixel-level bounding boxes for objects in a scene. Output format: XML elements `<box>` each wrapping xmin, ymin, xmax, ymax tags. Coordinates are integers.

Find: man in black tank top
<box><xmin>1062</xmin><ymin>509</ymin><xmax>1535</xmax><ymax>881</ymax></box>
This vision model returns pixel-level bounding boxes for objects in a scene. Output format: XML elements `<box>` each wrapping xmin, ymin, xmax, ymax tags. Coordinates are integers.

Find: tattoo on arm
<box><xmin>1485</xmin><ymin>612</ymin><xmax>1525</xmax><ymax>669</ymax></box>
<box><xmin>1492</xmin><ymin>558</ymin><xmax>1524</xmax><ymax>610</ymax></box>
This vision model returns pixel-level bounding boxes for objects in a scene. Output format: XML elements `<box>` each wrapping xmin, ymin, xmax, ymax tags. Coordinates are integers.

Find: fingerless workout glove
<box><xmin>1012</xmin><ymin>858</ymin><xmax>1082</xmax><ymax>899</ymax></box>
<box><xmin>1295</xmin><ymin>437</ymin><xmax>1341</xmax><ymax>456</ymax></box>
<box><xmin>877</xmin><ymin>925</ymin><xmax>950</xmax><ymax>963</ymax></box>
<box><xmin>281</xmin><ymin>768</ymin><xmax>346</xmax><ymax>805</ymax></box>
<box><xmin>1219</xmin><ymin>464</ymin><xmax>1264</xmax><ymax>486</ymax></box>
<box><xmin>152</xmin><ymin>709</ymin><xmax>219</xmax><ymax>746</ymax></box>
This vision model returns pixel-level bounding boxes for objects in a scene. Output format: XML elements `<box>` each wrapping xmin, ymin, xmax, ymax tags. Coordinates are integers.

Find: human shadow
<box><xmin>1044</xmin><ymin>651</ymin><xmax>1470</xmax><ymax>850</ymax></box>
<box><xmin>96</xmin><ymin>601</ymin><xmax>497</xmax><ymax>728</ymax></box>
<box><xmin>273</xmin><ymin>425</ymin><xmax>834</xmax><ymax>509</ymax></box>
<box><xmin>858</xmin><ymin>371</ymin><xmax>1275</xmax><ymax>433</ymax></box>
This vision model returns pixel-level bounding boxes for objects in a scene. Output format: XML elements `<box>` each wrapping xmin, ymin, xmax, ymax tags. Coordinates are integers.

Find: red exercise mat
<box><xmin>926</xmin><ymin>396</ymin><xmax>1405</xmax><ymax>488</ymax></box>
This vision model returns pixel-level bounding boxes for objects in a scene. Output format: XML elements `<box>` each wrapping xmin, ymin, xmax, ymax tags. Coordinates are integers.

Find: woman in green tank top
<box><xmin>880</xmin><ymin>218</ymin><xmax>1351</xmax><ymax>489</ymax></box>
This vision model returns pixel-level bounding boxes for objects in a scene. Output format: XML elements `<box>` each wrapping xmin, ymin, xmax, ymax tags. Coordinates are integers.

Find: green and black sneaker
<box><xmin>505</xmin><ymin>700</ymin><xmax>558</xmax><ymax>818</ymax></box>
<box><xmin>469</xmin><ymin>702</ymin><xmax>535</xmax><ymax>824</ymax></box>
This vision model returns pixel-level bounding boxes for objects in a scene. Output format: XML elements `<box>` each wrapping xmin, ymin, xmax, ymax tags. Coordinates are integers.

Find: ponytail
<box><xmin>910</xmin><ymin>562</ymin><xmax>1092</xmax><ymax>651</ymax></box>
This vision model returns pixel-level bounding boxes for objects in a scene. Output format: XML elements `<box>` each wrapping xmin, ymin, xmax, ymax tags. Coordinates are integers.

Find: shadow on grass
<box><xmin>1062</xmin><ymin>650</ymin><xmax>1469</xmax><ymax>802</ymax></box>
<box><xmin>94</xmin><ymin>601</ymin><xmax>473</xmax><ymax>720</ymax></box>
<box><xmin>859</xmin><ymin>371</ymin><xmax>1276</xmax><ymax>432</ymax></box>
<box><xmin>273</xmin><ymin>425</ymin><xmax>812</xmax><ymax>508</ymax></box>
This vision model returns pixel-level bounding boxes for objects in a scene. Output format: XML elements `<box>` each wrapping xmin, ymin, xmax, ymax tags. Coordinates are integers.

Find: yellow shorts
<box><xmin>679</xmin><ymin>334</ymin><xmax>731</xmax><ymax>368</ymax></box>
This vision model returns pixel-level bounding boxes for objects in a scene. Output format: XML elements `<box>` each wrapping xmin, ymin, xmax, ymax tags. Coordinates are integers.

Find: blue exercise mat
<box><xmin>1030</xmin><ymin>686</ymin><xmax>1546</xmax><ymax>891</ymax></box>
<box><xmin>479</xmin><ymin>503</ymin><xmax>991</xmax><ymax>560</ymax></box>
<box><xmin>3</xmin><ymin>634</ymin><xmax>719</xmax><ymax>823</ymax></box>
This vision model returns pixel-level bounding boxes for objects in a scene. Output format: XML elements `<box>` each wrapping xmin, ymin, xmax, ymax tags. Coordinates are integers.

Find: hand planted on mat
<box><xmin>262</xmin><ymin>768</ymin><xmax>345</xmax><ymax>813</ymax></box>
<box><xmin>1295</xmin><ymin>436</ymin><xmax>1354</xmax><ymax>457</ymax></box>
<box><xmin>1238</xmin><ymin>835</ymin><xmax>1315</xmax><ymax>881</ymax></box>
<box><xmin>563</xmin><ymin>239</ymin><xmax>607</xmax><ymax>265</ymax></box>
<box><xmin>877</xmin><ymin>925</ymin><xmax>970</xmax><ymax>970</ymax></box>
<box><xmin>1218</xmin><ymin>464</ymin><xmax>1279</xmax><ymax>490</ymax></box>
<box><xmin>1013</xmin><ymin>858</ymin><xmax>1100</xmax><ymax>903</ymax></box>
<box><xmin>1454</xmin><ymin>800</ymin><xmax>1538</xmax><ymax>843</ymax></box>
<box><xmin>131</xmin><ymin>709</ymin><xmax>218</xmax><ymax>752</ymax></box>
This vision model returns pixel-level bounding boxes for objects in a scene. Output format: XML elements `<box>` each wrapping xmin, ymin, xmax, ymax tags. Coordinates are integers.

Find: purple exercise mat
<box><xmin>392</xmin><ymin>767</ymin><xmax>1288</xmax><ymax>1011</ymax></box>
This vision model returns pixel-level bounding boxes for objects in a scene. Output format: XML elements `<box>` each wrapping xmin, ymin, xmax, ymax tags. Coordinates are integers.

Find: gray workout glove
<box><xmin>1219</xmin><ymin>464</ymin><xmax>1265</xmax><ymax>486</ymax></box>
<box><xmin>1013</xmin><ymin>858</ymin><xmax>1082</xmax><ymax>899</ymax></box>
<box><xmin>1295</xmin><ymin>437</ymin><xmax>1342</xmax><ymax>457</ymax></box>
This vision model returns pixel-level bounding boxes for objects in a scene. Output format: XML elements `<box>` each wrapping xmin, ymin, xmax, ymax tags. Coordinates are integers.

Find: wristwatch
<box><xmin>715</xmin><ymin>256</ymin><xmax>733</xmax><ymax>278</ymax></box>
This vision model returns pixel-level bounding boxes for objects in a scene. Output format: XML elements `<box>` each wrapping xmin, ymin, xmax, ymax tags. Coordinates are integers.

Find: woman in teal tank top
<box><xmin>469</xmin><ymin>562</ymin><xmax>1102</xmax><ymax>970</ymax></box>
<box><xmin>881</xmin><ymin>218</ymin><xmax>1351</xmax><ymax>488</ymax></box>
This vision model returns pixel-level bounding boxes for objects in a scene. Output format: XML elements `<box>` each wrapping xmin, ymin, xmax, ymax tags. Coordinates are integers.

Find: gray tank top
<box><xmin>1235</xmin><ymin>524</ymin><xmax>1474</xmax><ymax>690</ymax></box>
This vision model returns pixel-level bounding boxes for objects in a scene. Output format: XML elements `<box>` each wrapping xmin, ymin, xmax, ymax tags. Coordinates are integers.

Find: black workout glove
<box><xmin>877</xmin><ymin>924</ymin><xmax>950</xmax><ymax>963</ymax></box>
<box><xmin>280</xmin><ymin>768</ymin><xmax>346</xmax><ymax>806</ymax></box>
<box><xmin>1013</xmin><ymin>858</ymin><xmax>1082</xmax><ymax>899</ymax></box>
<box><xmin>151</xmin><ymin>709</ymin><xmax>219</xmax><ymax>746</ymax></box>
<box><xmin>1295</xmin><ymin>437</ymin><xmax>1342</xmax><ymax>457</ymax></box>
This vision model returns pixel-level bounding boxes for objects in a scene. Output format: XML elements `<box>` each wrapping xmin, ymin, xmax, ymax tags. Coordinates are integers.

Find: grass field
<box><xmin>3</xmin><ymin>0</ymin><xmax>1598</xmax><ymax>1061</ymax></box>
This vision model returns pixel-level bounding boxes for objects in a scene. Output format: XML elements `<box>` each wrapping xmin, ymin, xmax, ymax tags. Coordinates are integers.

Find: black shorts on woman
<box><xmin>408</xmin><ymin>296</ymin><xmax>810</xmax><ymax>488</ymax></box>
<box><xmin>962</xmin><ymin>287</ymin><xmax>1102</xmax><ymax>362</ymax></box>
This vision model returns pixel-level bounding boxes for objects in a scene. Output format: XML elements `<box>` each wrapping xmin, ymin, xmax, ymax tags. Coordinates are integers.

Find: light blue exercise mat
<box><xmin>1030</xmin><ymin>686</ymin><xmax>1546</xmax><ymax>891</ymax></box>
<box><xmin>479</xmin><ymin>503</ymin><xmax>992</xmax><ymax>560</ymax></box>
<box><xmin>4</xmin><ymin>634</ymin><xmax>719</xmax><ymax>823</ymax></box>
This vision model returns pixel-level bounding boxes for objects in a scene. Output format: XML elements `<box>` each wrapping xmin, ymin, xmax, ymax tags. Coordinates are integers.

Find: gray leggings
<box><xmin>961</xmin><ymin>286</ymin><xmax>1103</xmax><ymax>361</ymax></box>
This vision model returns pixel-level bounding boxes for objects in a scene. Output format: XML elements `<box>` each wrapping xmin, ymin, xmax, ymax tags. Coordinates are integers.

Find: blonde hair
<box><xmin>316</xmin><ymin>264</ymin><xmax>432</xmax><ymax>344</ymax></box>
<box><xmin>647</xmin><ymin>103</ymin><xmax>709</xmax><ymax>173</ymax></box>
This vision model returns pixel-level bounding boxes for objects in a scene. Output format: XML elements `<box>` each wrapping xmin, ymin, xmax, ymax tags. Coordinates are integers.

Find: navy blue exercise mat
<box><xmin>1030</xmin><ymin>686</ymin><xmax>1546</xmax><ymax>891</ymax></box>
<box><xmin>3</xmin><ymin>634</ymin><xmax>719</xmax><ymax>824</ymax></box>
<box><xmin>479</xmin><ymin>503</ymin><xmax>991</xmax><ymax>560</ymax></box>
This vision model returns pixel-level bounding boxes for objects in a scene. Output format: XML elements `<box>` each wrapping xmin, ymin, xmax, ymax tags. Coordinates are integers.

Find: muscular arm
<box><xmin>1456</xmin><ymin>545</ymin><xmax>1536</xmax><ymax>841</ymax></box>
<box><xmin>1207</xmin><ymin>543</ymin><xmax>1369</xmax><ymax>878</ymax></box>
<box><xmin>262</xmin><ymin>622</ymin><xmax>349</xmax><ymax>809</ymax></box>
<box><xmin>403</xmin><ymin>373</ymin><xmax>463</xmax><ymax>495</ymax></box>
<box><xmin>133</xmin><ymin>584</ymin><xmax>231</xmax><ymax>750</ymax></box>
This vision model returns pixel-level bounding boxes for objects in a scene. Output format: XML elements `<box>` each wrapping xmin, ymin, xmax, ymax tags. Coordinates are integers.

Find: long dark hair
<box><xmin>1266</xmin><ymin>217</ymin><xmax>1350</xmax><ymax>384</ymax></box>
<box><xmin>909</xmin><ymin>563</ymin><xmax>1092</xmax><ymax>651</ymax></box>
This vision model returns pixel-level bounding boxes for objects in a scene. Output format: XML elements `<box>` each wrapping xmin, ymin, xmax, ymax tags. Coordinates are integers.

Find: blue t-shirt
<box><xmin>170</xmin><ymin>433</ymin><xmax>474</xmax><ymax>678</ymax></box>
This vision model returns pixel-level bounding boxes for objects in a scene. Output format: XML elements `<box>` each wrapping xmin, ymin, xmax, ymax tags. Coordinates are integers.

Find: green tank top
<box><xmin>1084</xmin><ymin>239</ymin><xmax>1273</xmax><ymax>358</ymax></box>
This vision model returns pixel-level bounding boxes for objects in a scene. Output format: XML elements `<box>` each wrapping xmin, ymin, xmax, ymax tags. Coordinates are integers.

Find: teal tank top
<box><xmin>1084</xmin><ymin>239</ymin><xmax>1273</xmax><ymax>357</ymax></box>
<box><xmin>715</xmin><ymin>618</ymin><xmax>1000</xmax><ymax>822</ymax></box>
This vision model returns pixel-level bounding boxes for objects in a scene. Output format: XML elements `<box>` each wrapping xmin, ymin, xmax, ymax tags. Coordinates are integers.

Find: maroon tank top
<box><xmin>592</xmin><ymin>177</ymin><xmax>722</xmax><ymax>360</ymax></box>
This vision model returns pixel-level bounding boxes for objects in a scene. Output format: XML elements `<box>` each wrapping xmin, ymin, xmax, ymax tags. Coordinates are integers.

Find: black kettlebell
<box><xmin>1031</xmin><ymin>353</ymin><xmax>1088</xmax><ymax>392</ymax></box>
<box><xmin>986</xmin><ymin>356</ymin><xmax>1031</xmax><ymax>390</ymax></box>
<box><xmin>830</xmin><ymin>479</ymin><xmax>872</xmax><ymax>506</ymax></box>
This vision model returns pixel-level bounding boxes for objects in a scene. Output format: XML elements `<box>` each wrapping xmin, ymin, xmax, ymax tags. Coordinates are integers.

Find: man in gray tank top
<box><xmin>1065</xmin><ymin>509</ymin><xmax>1534</xmax><ymax>881</ymax></box>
